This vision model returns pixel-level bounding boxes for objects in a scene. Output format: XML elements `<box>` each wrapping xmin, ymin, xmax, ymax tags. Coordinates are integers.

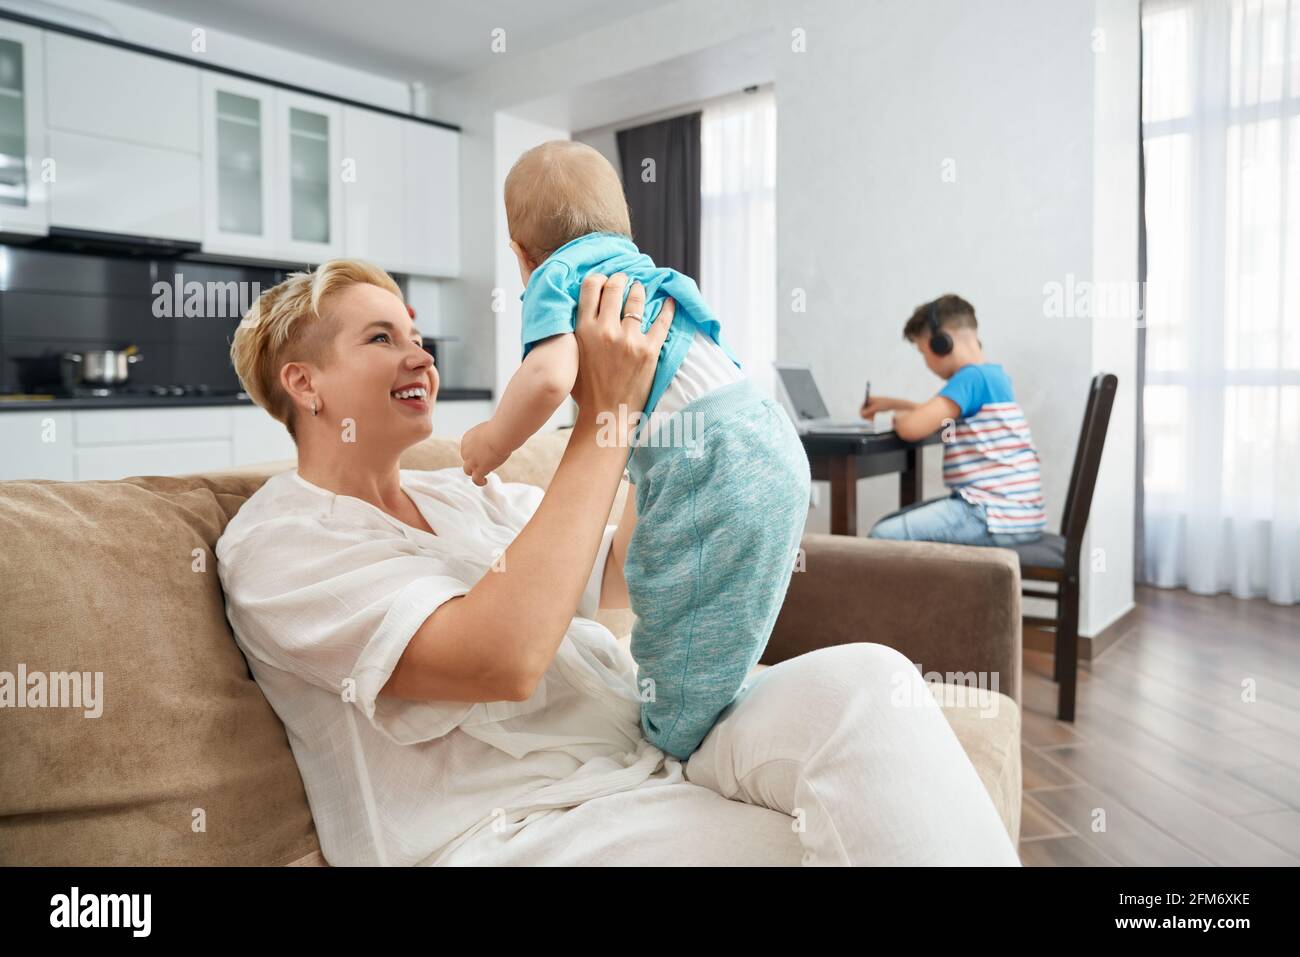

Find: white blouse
<box><xmin>215</xmin><ymin>467</ymin><xmax>674</xmax><ymax>866</ymax></box>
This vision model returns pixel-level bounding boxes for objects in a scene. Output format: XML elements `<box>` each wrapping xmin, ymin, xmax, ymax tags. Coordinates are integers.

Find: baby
<box><xmin>460</xmin><ymin>140</ymin><xmax>811</xmax><ymax>761</ymax></box>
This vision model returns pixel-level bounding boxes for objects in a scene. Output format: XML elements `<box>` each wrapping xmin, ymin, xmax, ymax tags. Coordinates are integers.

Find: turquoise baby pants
<box><xmin>623</xmin><ymin>377</ymin><xmax>812</xmax><ymax>760</ymax></box>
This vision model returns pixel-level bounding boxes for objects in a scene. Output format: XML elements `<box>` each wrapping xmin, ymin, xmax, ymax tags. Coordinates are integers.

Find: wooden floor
<box><xmin>1017</xmin><ymin>585</ymin><xmax>1300</xmax><ymax>866</ymax></box>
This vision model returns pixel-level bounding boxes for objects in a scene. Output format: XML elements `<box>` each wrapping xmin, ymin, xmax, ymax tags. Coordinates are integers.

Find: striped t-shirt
<box><xmin>938</xmin><ymin>364</ymin><xmax>1046</xmax><ymax>535</ymax></box>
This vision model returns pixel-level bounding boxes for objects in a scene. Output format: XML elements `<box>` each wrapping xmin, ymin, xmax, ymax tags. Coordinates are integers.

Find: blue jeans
<box><xmin>868</xmin><ymin>493</ymin><xmax>1042</xmax><ymax>547</ymax></box>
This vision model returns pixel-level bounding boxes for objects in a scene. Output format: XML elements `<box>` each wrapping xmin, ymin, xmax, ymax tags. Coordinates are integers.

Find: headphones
<box><xmin>927</xmin><ymin>298</ymin><xmax>954</xmax><ymax>356</ymax></box>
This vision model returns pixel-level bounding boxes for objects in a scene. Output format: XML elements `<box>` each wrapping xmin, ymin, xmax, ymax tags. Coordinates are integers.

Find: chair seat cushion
<box><xmin>1011</xmin><ymin>533</ymin><xmax>1066</xmax><ymax>570</ymax></box>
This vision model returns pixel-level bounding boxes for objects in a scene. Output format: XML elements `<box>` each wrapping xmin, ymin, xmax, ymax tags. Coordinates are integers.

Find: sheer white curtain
<box><xmin>1142</xmin><ymin>0</ymin><xmax>1300</xmax><ymax>604</ymax></box>
<box><xmin>699</xmin><ymin>88</ymin><xmax>777</xmax><ymax>398</ymax></box>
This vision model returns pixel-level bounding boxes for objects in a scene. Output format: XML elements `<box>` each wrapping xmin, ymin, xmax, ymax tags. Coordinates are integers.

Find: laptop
<box><xmin>774</xmin><ymin>364</ymin><xmax>891</xmax><ymax>433</ymax></box>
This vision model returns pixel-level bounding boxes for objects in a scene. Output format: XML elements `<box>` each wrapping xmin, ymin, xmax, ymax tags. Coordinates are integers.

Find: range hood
<box><xmin>35</xmin><ymin>227</ymin><xmax>202</xmax><ymax>258</ymax></box>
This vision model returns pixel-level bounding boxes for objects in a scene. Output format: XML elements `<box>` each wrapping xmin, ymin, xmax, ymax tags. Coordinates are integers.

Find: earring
<box><xmin>311</xmin><ymin>400</ymin><xmax>318</xmax><ymax>416</ymax></box>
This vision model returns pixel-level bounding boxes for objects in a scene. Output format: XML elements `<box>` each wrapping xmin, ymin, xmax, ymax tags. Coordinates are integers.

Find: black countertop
<box><xmin>0</xmin><ymin>387</ymin><xmax>493</xmax><ymax>412</ymax></box>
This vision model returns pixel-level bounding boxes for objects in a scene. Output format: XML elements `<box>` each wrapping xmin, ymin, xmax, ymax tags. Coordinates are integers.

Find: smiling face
<box><xmin>299</xmin><ymin>282</ymin><xmax>438</xmax><ymax>452</ymax></box>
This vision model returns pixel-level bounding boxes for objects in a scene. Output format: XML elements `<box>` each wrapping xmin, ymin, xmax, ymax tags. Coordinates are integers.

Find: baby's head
<box><xmin>504</xmin><ymin>140</ymin><xmax>631</xmax><ymax>284</ymax></box>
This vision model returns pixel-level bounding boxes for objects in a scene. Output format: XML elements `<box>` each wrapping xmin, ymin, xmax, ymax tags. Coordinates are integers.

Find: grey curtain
<box><xmin>616</xmin><ymin>111</ymin><xmax>702</xmax><ymax>280</ymax></box>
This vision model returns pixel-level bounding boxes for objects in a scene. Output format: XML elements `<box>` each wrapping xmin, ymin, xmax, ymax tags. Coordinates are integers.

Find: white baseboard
<box><xmin>1080</xmin><ymin>600</ymin><xmax>1135</xmax><ymax>640</ymax></box>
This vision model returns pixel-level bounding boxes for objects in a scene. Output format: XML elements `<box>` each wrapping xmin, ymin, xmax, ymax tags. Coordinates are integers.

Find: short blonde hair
<box><xmin>229</xmin><ymin>259</ymin><xmax>403</xmax><ymax>442</ymax></box>
<box><xmin>504</xmin><ymin>140</ymin><xmax>632</xmax><ymax>266</ymax></box>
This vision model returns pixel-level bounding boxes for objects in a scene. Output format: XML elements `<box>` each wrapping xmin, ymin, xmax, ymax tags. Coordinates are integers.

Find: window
<box><xmin>699</xmin><ymin>87</ymin><xmax>777</xmax><ymax>397</ymax></box>
<box><xmin>1141</xmin><ymin>0</ymin><xmax>1300</xmax><ymax>602</ymax></box>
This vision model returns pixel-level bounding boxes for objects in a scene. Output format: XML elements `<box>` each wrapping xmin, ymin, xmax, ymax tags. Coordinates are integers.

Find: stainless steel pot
<box><xmin>62</xmin><ymin>349</ymin><xmax>143</xmax><ymax>386</ymax></box>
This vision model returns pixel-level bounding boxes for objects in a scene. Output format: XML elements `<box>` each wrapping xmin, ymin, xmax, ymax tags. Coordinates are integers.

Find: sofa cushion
<box><xmin>927</xmin><ymin>684</ymin><xmax>1021</xmax><ymax>845</ymax></box>
<box><xmin>0</xmin><ymin>472</ymin><xmax>319</xmax><ymax>865</ymax></box>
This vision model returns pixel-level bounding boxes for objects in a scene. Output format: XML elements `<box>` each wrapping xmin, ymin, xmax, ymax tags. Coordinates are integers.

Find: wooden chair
<box><xmin>1009</xmin><ymin>373</ymin><xmax>1118</xmax><ymax>722</ymax></box>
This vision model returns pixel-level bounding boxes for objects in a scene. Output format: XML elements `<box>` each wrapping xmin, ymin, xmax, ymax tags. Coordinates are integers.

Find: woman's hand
<box><xmin>569</xmin><ymin>273</ymin><xmax>674</xmax><ymax>443</ymax></box>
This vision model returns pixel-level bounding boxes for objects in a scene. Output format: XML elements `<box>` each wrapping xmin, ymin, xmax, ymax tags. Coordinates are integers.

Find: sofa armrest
<box><xmin>765</xmin><ymin>534</ymin><xmax>1022</xmax><ymax>705</ymax></box>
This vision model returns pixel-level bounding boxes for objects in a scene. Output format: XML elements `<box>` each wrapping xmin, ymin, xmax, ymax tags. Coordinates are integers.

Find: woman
<box><xmin>215</xmin><ymin>258</ymin><xmax>1021</xmax><ymax>866</ymax></box>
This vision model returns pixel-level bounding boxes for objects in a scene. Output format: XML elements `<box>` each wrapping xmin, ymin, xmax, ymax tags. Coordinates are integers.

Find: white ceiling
<box><xmin>514</xmin><ymin>29</ymin><xmax>774</xmax><ymax>132</ymax></box>
<box><xmin>114</xmin><ymin>0</ymin><xmax>679</xmax><ymax>84</ymax></box>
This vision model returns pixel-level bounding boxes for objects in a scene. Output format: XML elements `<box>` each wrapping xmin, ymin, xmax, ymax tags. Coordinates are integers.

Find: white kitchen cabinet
<box><xmin>74</xmin><ymin>441</ymin><xmax>232</xmax><ymax>480</ymax></box>
<box><xmin>341</xmin><ymin>107</ymin><xmax>405</xmax><ymax>272</ymax></box>
<box><xmin>201</xmin><ymin>73</ymin><xmax>277</xmax><ymax>257</ymax></box>
<box><xmin>0</xmin><ymin>411</ymin><xmax>73</xmax><ymax>480</ymax></box>
<box><xmin>0</xmin><ymin>23</ymin><xmax>462</xmax><ymax>272</ymax></box>
<box><xmin>69</xmin><ymin>405</ymin><xmax>295</xmax><ymax>475</ymax></box>
<box><xmin>203</xmin><ymin>74</ymin><xmax>348</xmax><ymax>262</ymax></box>
<box><xmin>403</xmin><ymin>121</ymin><xmax>459</xmax><ymax>277</ymax></box>
<box><xmin>230</xmin><ymin>405</ymin><xmax>297</xmax><ymax>466</ymax></box>
<box><xmin>73</xmin><ymin>407</ymin><xmax>230</xmax><ymax>446</ymax></box>
<box><xmin>0</xmin><ymin>399</ymin><xmax>494</xmax><ymax>480</ymax></box>
<box><xmin>430</xmin><ymin>399</ymin><xmax>491</xmax><ymax>439</ymax></box>
<box><xmin>274</xmin><ymin>90</ymin><xmax>342</xmax><ymax>263</ymax></box>
<box><xmin>343</xmin><ymin>107</ymin><xmax>459</xmax><ymax>277</ymax></box>
<box><xmin>69</xmin><ymin>407</ymin><xmax>233</xmax><ymax>480</ymax></box>
<box><xmin>44</xmin><ymin>32</ymin><xmax>200</xmax><ymax>152</ymax></box>
<box><xmin>47</xmin><ymin>129</ymin><xmax>201</xmax><ymax>241</ymax></box>
<box><xmin>43</xmin><ymin>34</ymin><xmax>202</xmax><ymax>241</ymax></box>
<box><xmin>0</xmin><ymin>407</ymin><xmax>233</xmax><ymax>481</ymax></box>
<box><xmin>0</xmin><ymin>21</ymin><xmax>47</xmax><ymax>236</ymax></box>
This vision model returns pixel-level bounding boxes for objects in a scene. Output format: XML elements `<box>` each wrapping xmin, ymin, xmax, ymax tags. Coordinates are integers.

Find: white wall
<box><xmin>430</xmin><ymin>91</ymin><xmax>497</xmax><ymax>392</ymax></box>
<box><xmin>771</xmin><ymin>0</ymin><xmax>1137</xmax><ymax>636</ymax></box>
<box><xmin>1084</xmin><ymin>0</ymin><xmax>1140</xmax><ymax>633</ymax></box>
<box><xmin>492</xmin><ymin>112</ymin><xmax>575</xmax><ymax>428</ymax></box>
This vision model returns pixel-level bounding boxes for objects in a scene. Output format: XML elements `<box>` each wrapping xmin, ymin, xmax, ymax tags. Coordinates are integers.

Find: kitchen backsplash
<box><xmin>0</xmin><ymin>244</ymin><xmax>409</xmax><ymax>394</ymax></box>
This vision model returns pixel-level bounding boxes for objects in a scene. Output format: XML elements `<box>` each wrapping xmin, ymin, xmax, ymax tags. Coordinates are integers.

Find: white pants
<box><xmin>441</xmin><ymin>643</ymin><xmax>1022</xmax><ymax>866</ymax></box>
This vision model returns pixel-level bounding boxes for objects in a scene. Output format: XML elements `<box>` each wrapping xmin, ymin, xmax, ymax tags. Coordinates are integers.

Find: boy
<box><xmin>459</xmin><ymin>140</ymin><xmax>811</xmax><ymax>761</ymax></box>
<box><xmin>863</xmin><ymin>294</ymin><xmax>1045</xmax><ymax>546</ymax></box>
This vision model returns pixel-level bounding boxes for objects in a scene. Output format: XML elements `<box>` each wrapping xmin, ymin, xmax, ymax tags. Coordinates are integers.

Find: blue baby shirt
<box><xmin>519</xmin><ymin>231</ymin><xmax>741</xmax><ymax>418</ymax></box>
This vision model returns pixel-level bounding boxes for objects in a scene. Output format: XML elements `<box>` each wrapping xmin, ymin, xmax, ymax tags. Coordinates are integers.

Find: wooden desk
<box><xmin>800</xmin><ymin>429</ymin><xmax>945</xmax><ymax>535</ymax></box>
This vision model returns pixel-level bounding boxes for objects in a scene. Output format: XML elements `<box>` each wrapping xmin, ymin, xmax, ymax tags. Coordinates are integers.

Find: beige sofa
<box><xmin>0</xmin><ymin>426</ymin><xmax>1022</xmax><ymax>865</ymax></box>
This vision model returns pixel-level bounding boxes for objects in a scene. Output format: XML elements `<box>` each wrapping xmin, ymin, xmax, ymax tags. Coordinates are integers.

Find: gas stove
<box><xmin>67</xmin><ymin>383</ymin><xmax>245</xmax><ymax>399</ymax></box>
<box><xmin>0</xmin><ymin>383</ymin><xmax>249</xmax><ymax>401</ymax></box>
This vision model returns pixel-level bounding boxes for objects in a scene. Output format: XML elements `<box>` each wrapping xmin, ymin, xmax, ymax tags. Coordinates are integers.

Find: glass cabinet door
<box><xmin>0</xmin><ymin>39</ymin><xmax>30</xmax><ymax>208</ymax></box>
<box><xmin>288</xmin><ymin>107</ymin><xmax>329</xmax><ymax>243</ymax></box>
<box><xmin>215</xmin><ymin>91</ymin><xmax>264</xmax><ymax>236</ymax></box>
<box><xmin>202</xmin><ymin>74</ymin><xmax>275</xmax><ymax>254</ymax></box>
<box><xmin>275</xmin><ymin>91</ymin><xmax>341</xmax><ymax>261</ymax></box>
<box><xmin>0</xmin><ymin>23</ymin><xmax>47</xmax><ymax>235</ymax></box>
